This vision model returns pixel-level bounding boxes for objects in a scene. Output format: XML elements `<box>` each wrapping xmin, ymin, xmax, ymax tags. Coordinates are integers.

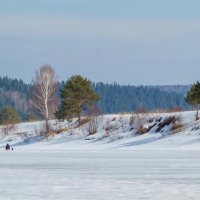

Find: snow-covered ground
<box><xmin>0</xmin><ymin>111</ymin><xmax>200</xmax><ymax>199</ymax></box>
<box><xmin>1</xmin><ymin>110</ymin><xmax>200</xmax><ymax>150</ymax></box>
<box><xmin>1</xmin><ymin>150</ymin><xmax>200</xmax><ymax>200</ymax></box>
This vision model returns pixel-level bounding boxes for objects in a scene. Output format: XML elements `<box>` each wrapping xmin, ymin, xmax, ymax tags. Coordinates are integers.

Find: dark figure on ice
<box><xmin>5</xmin><ymin>143</ymin><xmax>10</xmax><ymax>151</ymax></box>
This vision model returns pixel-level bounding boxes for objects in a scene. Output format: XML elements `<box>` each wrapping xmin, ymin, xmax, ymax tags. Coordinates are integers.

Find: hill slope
<box><xmin>0</xmin><ymin>111</ymin><xmax>200</xmax><ymax>150</ymax></box>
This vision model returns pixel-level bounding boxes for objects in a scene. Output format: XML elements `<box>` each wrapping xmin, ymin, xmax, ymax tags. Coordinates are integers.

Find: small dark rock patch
<box><xmin>156</xmin><ymin>116</ymin><xmax>176</xmax><ymax>133</ymax></box>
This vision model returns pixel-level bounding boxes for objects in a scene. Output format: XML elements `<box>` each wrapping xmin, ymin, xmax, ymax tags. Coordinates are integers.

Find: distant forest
<box><xmin>93</xmin><ymin>83</ymin><xmax>190</xmax><ymax>113</ymax></box>
<box><xmin>0</xmin><ymin>77</ymin><xmax>32</xmax><ymax>120</ymax></box>
<box><xmin>0</xmin><ymin>76</ymin><xmax>190</xmax><ymax>120</ymax></box>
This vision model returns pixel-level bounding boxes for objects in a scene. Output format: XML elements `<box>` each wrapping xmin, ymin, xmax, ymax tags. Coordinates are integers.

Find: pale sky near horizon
<box><xmin>1</xmin><ymin>0</ymin><xmax>200</xmax><ymax>85</ymax></box>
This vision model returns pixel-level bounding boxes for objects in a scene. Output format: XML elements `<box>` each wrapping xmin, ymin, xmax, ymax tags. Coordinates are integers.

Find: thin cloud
<box><xmin>1</xmin><ymin>14</ymin><xmax>200</xmax><ymax>41</ymax></box>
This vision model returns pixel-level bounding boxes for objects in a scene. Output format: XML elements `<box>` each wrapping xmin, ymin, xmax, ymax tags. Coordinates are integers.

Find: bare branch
<box><xmin>31</xmin><ymin>65</ymin><xmax>59</xmax><ymax>133</ymax></box>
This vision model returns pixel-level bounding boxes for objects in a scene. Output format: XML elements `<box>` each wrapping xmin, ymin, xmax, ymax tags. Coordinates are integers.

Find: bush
<box><xmin>75</xmin><ymin>118</ymin><xmax>91</xmax><ymax>128</ymax></box>
<box><xmin>0</xmin><ymin>107</ymin><xmax>21</xmax><ymax>135</ymax></box>
<box><xmin>56</xmin><ymin>127</ymin><xmax>69</xmax><ymax>134</ymax></box>
<box><xmin>0</xmin><ymin>106</ymin><xmax>21</xmax><ymax>124</ymax></box>
<box><xmin>134</xmin><ymin>113</ymin><xmax>147</xmax><ymax>134</ymax></box>
<box><xmin>171</xmin><ymin>116</ymin><xmax>184</xmax><ymax>133</ymax></box>
<box><xmin>104</xmin><ymin>123</ymin><xmax>115</xmax><ymax>135</ymax></box>
<box><xmin>129</xmin><ymin>113</ymin><xmax>135</xmax><ymax>126</ymax></box>
<box><xmin>86</xmin><ymin>117</ymin><xmax>100</xmax><ymax>135</ymax></box>
<box><xmin>171</xmin><ymin>122</ymin><xmax>183</xmax><ymax>132</ymax></box>
<box><xmin>84</xmin><ymin>105</ymin><xmax>103</xmax><ymax>135</ymax></box>
<box><xmin>136</xmin><ymin>126</ymin><xmax>148</xmax><ymax>135</ymax></box>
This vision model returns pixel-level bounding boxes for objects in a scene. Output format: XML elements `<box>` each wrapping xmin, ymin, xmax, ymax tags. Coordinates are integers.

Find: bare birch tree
<box><xmin>32</xmin><ymin>65</ymin><xmax>58</xmax><ymax>133</ymax></box>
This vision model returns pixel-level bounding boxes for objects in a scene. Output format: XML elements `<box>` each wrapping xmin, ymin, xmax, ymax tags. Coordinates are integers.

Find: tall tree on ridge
<box><xmin>32</xmin><ymin>65</ymin><xmax>58</xmax><ymax>133</ymax></box>
<box><xmin>56</xmin><ymin>75</ymin><xmax>99</xmax><ymax>122</ymax></box>
<box><xmin>185</xmin><ymin>81</ymin><xmax>200</xmax><ymax>120</ymax></box>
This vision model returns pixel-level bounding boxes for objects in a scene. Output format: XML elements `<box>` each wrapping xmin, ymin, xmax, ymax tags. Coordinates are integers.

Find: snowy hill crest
<box><xmin>0</xmin><ymin>111</ymin><xmax>200</xmax><ymax>150</ymax></box>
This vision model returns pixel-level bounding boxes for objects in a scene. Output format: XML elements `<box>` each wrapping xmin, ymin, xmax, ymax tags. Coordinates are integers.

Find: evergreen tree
<box><xmin>56</xmin><ymin>75</ymin><xmax>99</xmax><ymax>122</ymax></box>
<box><xmin>0</xmin><ymin>106</ymin><xmax>21</xmax><ymax>124</ymax></box>
<box><xmin>185</xmin><ymin>81</ymin><xmax>200</xmax><ymax>120</ymax></box>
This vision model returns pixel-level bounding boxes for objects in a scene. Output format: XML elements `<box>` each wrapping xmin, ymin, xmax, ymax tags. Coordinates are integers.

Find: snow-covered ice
<box><xmin>1</xmin><ymin>111</ymin><xmax>200</xmax><ymax>199</ymax></box>
<box><xmin>0</xmin><ymin>149</ymin><xmax>200</xmax><ymax>200</ymax></box>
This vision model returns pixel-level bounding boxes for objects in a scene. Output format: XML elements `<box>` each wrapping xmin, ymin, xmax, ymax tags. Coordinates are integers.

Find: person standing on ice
<box><xmin>5</xmin><ymin>143</ymin><xmax>10</xmax><ymax>151</ymax></box>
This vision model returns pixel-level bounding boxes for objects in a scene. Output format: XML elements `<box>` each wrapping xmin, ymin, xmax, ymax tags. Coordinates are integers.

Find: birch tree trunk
<box><xmin>32</xmin><ymin>65</ymin><xmax>58</xmax><ymax>134</ymax></box>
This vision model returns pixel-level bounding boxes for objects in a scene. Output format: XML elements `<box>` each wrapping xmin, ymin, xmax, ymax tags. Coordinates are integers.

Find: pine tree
<box><xmin>185</xmin><ymin>81</ymin><xmax>200</xmax><ymax>120</ymax></box>
<box><xmin>56</xmin><ymin>75</ymin><xmax>99</xmax><ymax>122</ymax></box>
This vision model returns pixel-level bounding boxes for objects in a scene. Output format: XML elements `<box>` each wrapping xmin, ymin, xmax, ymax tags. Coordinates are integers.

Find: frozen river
<box><xmin>0</xmin><ymin>149</ymin><xmax>200</xmax><ymax>200</ymax></box>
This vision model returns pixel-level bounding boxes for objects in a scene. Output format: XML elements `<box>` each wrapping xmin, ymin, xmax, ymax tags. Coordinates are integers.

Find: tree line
<box><xmin>93</xmin><ymin>82</ymin><xmax>190</xmax><ymax>113</ymax></box>
<box><xmin>1</xmin><ymin>65</ymin><xmax>197</xmax><ymax>132</ymax></box>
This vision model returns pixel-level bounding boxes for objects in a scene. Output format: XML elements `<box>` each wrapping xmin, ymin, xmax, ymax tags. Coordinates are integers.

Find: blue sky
<box><xmin>1</xmin><ymin>0</ymin><xmax>200</xmax><ymax>85</ymax></box>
